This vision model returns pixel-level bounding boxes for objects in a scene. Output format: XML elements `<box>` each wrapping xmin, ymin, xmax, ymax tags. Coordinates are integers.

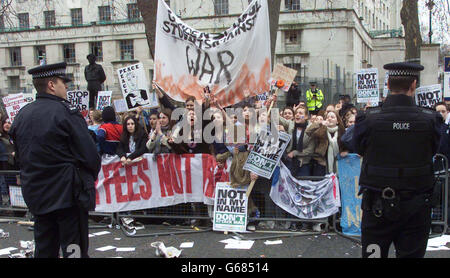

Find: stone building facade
<box><xmin>0</xmin><ymin>0</ymin><xmax>439</xmax><ymax>105</ymax></box>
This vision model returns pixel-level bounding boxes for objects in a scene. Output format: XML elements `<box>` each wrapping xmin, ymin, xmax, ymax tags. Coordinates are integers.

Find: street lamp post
<box><xmin>425</xmin><ymin>0</ymin><xmax>435</xmax><ymax>44</ymax></box>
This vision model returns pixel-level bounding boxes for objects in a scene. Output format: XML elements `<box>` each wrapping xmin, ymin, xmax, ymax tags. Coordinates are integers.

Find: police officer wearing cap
<box><xmin>353</xmin><ymin>62</ymin><xmax>443</xmax><ymax>258</ymax></box>
<box><xmin>10</xmin><ymin>62</ymin><xmax>101</xmax><ymax>258</ymax></box>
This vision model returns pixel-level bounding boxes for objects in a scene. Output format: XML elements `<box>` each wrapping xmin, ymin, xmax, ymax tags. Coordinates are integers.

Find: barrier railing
<box><xmin>1</xmin><ymin>153</ymin><xmax>447</xmax><ymax>241</ymax></box>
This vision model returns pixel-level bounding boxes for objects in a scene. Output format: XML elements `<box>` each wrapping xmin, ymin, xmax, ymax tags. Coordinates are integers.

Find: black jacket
<box><xmin>116</xmin><ymin>131</ymin><xmax>148</xmax><ymax>160</ymax></box>
<box><xmin>10</xmin><ymin>92</ymin><xmax>101</xmax><ymax>215</ymax></box>
<box><xmin>352</xmin><ymin>94</ymin><xmax>442</xmax><ymax>192</ymax></box>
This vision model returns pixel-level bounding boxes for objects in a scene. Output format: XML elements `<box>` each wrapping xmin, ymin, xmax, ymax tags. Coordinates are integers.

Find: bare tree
<box><xmin>401</xmin><ymin>0</ymin><xmax>422</xmax><ymax>63</ymax></box>
<box><xmin>136</xmin><ymin>0</ymin><xmax>158</xmax><ymax>60</ymax></box>
<box><xmin>268</xmin><ymin>0</ymin><xmax>281</xmax><ymax>68</ymax></box>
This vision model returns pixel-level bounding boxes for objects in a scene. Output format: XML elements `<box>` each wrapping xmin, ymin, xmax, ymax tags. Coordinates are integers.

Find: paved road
<box><xmin>0</xmin><ymin>219</ymin><xmax>449</xmax><ymax>259</ymax></box>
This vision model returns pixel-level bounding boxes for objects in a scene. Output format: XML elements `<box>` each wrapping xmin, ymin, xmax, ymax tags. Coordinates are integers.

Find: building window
<box><xmin>120</xmin><ymin>40</ymin><xmax>134</xmax><ymax>60</ymax></box>
<box><xmin>71</xmin><ymin>8</ymin><xmax>83</xmax><ymax>26</ymax></box>
<box><xmin>35</xmin><ymin>45</ymin><xmax>46</xmax><ymax>65</ymax></box>
<box><xmin>44</xmin><ymin>10</ymin><xmax>56</xmax><ymax>28</ymax></box>
<box><xmin>127</xmin><ymin>3</ymin><xmax>140</xmax><ymax>20</ymax></box>
<box><xmin>8</xmin><ymin>76</ymin><xmax>21</xmax><ymax>94</ymax></box>
<box><xmin>285</xmin><ymin>30</ymin><xmax>298</xmax><ymax>44</ymax></box>
<box><xmin>285</xmin><ymin>0</ymin><xmax>300</xmax><ymax>11</ymax></box>
<box><xmin>18</xmin><ymin>13</ymin><xmax>29</xmax><ymax>28</ymax></box>
<box><xmin>63</xmin><ymin>44</ymin><xmax>76</xmax><ymax>63</ymax></box>
<box><xmin>99</xmin><ymin>6</ymin><xmax>111</xmax><ymax>22</ymax></box>
<box><xmin>89</xmin><ymin>42</ymin><xmax>103</xmax><ymax>62</ymax></box>
<box><xmin>214</xmin><ymin>0</ymin><xmax>229</xmax><ymax>16</ymax></box>
<box><xmin>9</xmin><ymin>47</ymin><xmax>22</xmax><ymax>66</ymax></box>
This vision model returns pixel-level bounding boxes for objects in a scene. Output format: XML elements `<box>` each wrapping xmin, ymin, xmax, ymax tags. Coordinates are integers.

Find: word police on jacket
<box><xmin>392</xmin><ymin>122</ymin><xmax>410</xmax><ymax>130</ymax></box>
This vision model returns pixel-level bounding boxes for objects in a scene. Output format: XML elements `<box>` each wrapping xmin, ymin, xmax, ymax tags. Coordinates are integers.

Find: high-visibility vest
<box><xmin>306</xmin><ymin>89</ymin><xmax>324</xmax><ymax>111</ymax></box>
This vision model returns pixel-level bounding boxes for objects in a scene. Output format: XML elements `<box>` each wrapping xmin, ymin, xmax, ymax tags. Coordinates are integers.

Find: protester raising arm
<box><xmin>153</xmin><ymin>82</ymin><xmax>176</xmax><ymax>111</ymax></box>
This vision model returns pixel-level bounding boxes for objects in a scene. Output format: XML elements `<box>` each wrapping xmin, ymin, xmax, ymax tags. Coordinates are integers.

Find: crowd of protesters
<box><xmin>1</xmin><ymin>81</ymin><xmax>449</xmax><ymax>233</ymax></box>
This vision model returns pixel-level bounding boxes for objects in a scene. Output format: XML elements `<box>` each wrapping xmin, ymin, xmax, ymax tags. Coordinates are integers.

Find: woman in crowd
<box><xmin>97</xmin><ymin>106</ymin><xmax>123</xmax><ymax>155</ymax></box>
<box><xmin>146</xmin><ymin>108</ymin><xmax>174</xmax><ymax>155</ymax></box>
<box><xmin>286</xmin><ymin>106</ymin><xmax>315</xmax><ymax>177</ymax></box>
<box><xmin>306</xmin><ymin>110</ymin><xmax>345</xmax><ymax>176</ymax></box>
<box><xmin>282</xmin><ymin>107</ymin><xmax>294</xmax><ymax>121</ymax></box>
<box><xmin>340</xmin><ymin>113</ymin><xmax>356</xmax><ymax>155</ymax></box>
<box><xmin>170</xmin><ymin>109</ymin><xmax>214</xmax><ymax>154</ymax></box>
<box><xmin>325</xmin><ymin>104</ymin><xmax>335</xmax><ymax>115</ymax></box>
<box><xmin>0</xmin><ymin>118</ymin><xmax>18</xmax><ymax>207</ymax></box>
<box><xmin>117</xmin><ymin>116</ymin><xmax>149</xmax><ymax>165</ymax></box>
<box><xmin>147</xmin><ymin>110</ymin><xmax>159</xmax><ymax>136</ymax></box>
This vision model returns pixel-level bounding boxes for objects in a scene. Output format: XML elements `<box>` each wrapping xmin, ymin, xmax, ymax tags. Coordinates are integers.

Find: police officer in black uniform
<box><xmin>353</xmin><ymin>62</ymin><xmax>443</xmax><ymax>258</ymax></box>
<box><xmin>10</xmin><ymin>62</ymin><xmax>101</xmax><ymax>258</ymax></box>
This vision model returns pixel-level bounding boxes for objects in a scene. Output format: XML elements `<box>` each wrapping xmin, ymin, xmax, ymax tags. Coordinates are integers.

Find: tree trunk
<box><xmin>137</xmin><ymin>0</ymin><xmax>158</xmax><ymax>60</ymax></box>
<box><xmin>268</xmin><ymin>0</ymin><xmax>281</xmax><ymax>69</ymax></box>
<box><xmin>400</xmin><ymin>0</ymin><xmax>422</xmax><ymax>63</ymax></box>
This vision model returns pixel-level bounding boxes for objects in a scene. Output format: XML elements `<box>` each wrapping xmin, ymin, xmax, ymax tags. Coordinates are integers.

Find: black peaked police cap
<box><xmin>28</xmin><ymin>62</ymin><xmax>72</xmax><ymax>83</ymax></box>
<box><xmin>383</xmin><ymin>62</ymin><xmax>424</xmax><ymax>78</ymax></box>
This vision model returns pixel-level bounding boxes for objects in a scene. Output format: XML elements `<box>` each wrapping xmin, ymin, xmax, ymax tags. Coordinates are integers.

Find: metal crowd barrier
<box><xmin>1</xmin><ymin>152</ymin><xmax>448</xmax><ymax>242</ymax></box>
<box><xmin>331</xmin><ymin>153</ymin><xmax>450</xmax><ymax>244</ymax></box>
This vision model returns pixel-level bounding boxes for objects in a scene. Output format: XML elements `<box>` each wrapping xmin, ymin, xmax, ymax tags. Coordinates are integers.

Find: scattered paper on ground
<box><xmin>0</xmin><ymin>247</ymin><xmax>17</xmax><ymax>256</ymax></box>
<box><xmin>88</xmin><ymin>234</ymin><xmax>95</xmax><ymax>238</ymax></box>
<box><xmin>220</xmin><ymin>238</ymin><xmax>239</xmax><ymax>244</ymax></box>
<box><xmin>92</xmin><ymin>231</ymin><xmax>111</xmax><ymax>236</ymax></box>
<box><xmin>426</xmin><ymin>246</ymin><xmax>450</xmax><ymax>251</ymax></box>
<box><xmin>264</xmin><ymin>240</ymin><xmax>283</xmax><ymax>245</ymax></box>
<box><xmin>224</xmin><ymin>240</ymin><xmax>254</xmax><ymax>250</ymax></box>
<box><xmin>96</xmin><ymin>246</ymin><xmax>116</xmax><ymax>252</ymax></box>
<box><xmin>180</xmin><ymin>242</ymin><xmax>194</xmax><ymax>248</ymax></box>
<box><xmin>114</xmin><ymin>238</ymin><xmax>121</xmax><ymax>241</ymax></box>
<box><xmin>427</xmin><ymin>235</ymin><xmax>450</xmax><ymax>248</ymax></box>
<box><xmin>116</xmin><ymin>247</ymin><xmax>135</xmax><ymax>252</ymax></box>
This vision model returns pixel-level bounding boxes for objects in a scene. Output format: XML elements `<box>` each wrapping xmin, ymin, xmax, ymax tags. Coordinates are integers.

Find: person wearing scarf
<box><xmin>306</xmin><ymin>110</ymin><xmax>345</xmax><ymax>176</ymax></box>
<box><xmin>286</xmin><ymin>106</ymin><xmax>316</xmax><ymax>177</ymax></box>
<box><xmin>146</xmin><ymin>109</ymin><xmax>174</xmax><ymax>154</ymax></box>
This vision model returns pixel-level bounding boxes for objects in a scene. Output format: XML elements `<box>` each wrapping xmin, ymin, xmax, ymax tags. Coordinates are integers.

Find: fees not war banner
<box><xmin>95</xmin><ymin>153</ymin><xmax>217</xmax><ymax>212</ymax></box>
<box><xmin>154</xmin><ymin>0</ymin><xmax>271</xmax><ymax>108</ymax></box>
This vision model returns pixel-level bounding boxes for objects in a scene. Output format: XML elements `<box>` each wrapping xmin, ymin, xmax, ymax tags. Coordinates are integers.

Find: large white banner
<box><xmin>270</xmin><ymin>163</ymin><xmax>341</xmax><ymax>219</ymax></box>
<box><xmin>154</xmin><ymin>0</ymin><xmax>271</xmax><ymax>108</ymax></box>
<box><xmin>95</xmin><ymin>153</ymin><xmax>217</xmax><ymax>212</ymax></box>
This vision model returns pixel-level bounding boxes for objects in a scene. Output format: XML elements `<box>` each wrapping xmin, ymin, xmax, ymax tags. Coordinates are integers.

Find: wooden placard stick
<box><xmin>245</xmin><ymin>179</ymin><xmax>256</xmax><ymax>197</ymax></box>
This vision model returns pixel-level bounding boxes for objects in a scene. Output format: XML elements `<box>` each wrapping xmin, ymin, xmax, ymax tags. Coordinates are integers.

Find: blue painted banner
<box><xmin>337</xmin><ymin>154</ymin><xmax>362</xmax><ymax>236</ymax></box>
